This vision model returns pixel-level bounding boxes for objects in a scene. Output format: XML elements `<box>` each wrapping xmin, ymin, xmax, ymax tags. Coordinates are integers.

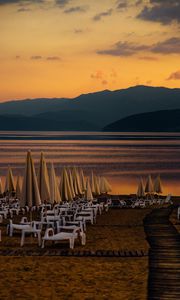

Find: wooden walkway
<box><xmin>144</xmin><ymin>206</ymin><xmax>180</xmax><ymax>300</ymax></box>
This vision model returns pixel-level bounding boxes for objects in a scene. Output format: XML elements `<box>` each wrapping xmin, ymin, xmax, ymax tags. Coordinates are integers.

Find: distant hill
<box><xmin>1</xmin><ymin>85</ymin><xmax>180</xmax><ymax>130</ymax></box>
<box><xmin>103</xmin><ymin>109</ymin><xmax>180</xmax><ymax>132</ymax></box>
<box><xmin>0</xmin><ymin>114</ymin><xmax>98</xmax><ymax>131</ymax></box>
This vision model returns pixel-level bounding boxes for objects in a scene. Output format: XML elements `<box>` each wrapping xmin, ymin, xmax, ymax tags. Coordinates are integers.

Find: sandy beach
<box><xmin>0</xmin><ymin>208</ymin><xmax>151</xmax><ymax>300</ymax></box>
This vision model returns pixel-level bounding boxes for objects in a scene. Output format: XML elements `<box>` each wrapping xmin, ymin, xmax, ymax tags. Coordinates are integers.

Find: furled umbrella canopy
<box><xmin>49</xmin><ymin>163</ymin><xmax>61</xmax><ymax>204</ymax></box>
<box><xmin>154</xmin><ymin>175</ymin><xmax>163</xmax><ymax>194</ymax></box>
<box><xmin>80</xmin><ymin>168</ymin><xmax>86</xmax><ymax>192</ymax></box>
<box><xmin>21</xmin><ymin>150</ymin><xmax>41</xmax><ymax>207</ymax></box>
<box><xmin>100</xmin><ymin>176</ymin><xmax>112</xmax><ymax>194</ymax></box>
<box><xmin>137</xmin><ymin>177</ymin><xmax>145</xmax><ymax>198</ymax></box>
<box><xmin>5</xmin><ymin>166</ymin><xmax>15</xmax><ymax>194</ymax></box>
<box><xmin>38</xmin><ymin>152</ymin><xmax>50</xmax><ymax>203</ymax></box>
<box><xmin>94</xmin><ymin>175</ymin><xmax>101</xmax><ymax>196</ymax></box>
<box><xmin>91</xmin><ymin>171</ymin><xmax>95</xmax><ymax>195</ymax></box>
<box><xmin>16</xmin><ymin>176</ymin><xmax>22</xmax><ymax>200</ymax></box>
<box><xmin>0</xmin><ymin>177</ymin><xmax>3</xmax><ymax>195</ymax></box>
<box><xmin>145</xmin><ymin>175</ymin><xmax>154</xmax><ymax>194</ymax></box>
<box><xmin>67</xmin><ymin>168</ymin><xmax>75</xmax><ymax>199</ymax></box>
<box><xmin>85</xmin><ymin>178</ymin><xmax>93</xmax><ymax>201</ymax></box>
<box><xmin>72</xmin><ymin>167</ymin><xmax>82</xmax><ymax>196</ymax></box>
<box><xmin>60</xmin><ymin>167</ymin><xmax>73</xmax><ymax>202</ymax></box>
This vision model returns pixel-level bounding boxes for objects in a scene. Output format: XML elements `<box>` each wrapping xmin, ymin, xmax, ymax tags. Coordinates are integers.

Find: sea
<box><xmin>0</xmin><ymin>131</ymin><xmax>180</xmax><ymax>196</ymax></box>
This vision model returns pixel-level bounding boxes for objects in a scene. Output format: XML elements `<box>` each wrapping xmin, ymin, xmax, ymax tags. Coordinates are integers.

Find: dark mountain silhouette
<box><xmin>103</xmin><ymin>109</ymin><xmax>180</xmax><ymax>132</ymax></box>
<box><xmin>0</xmin><ymin>114</ymin><xmax>98</xmax><ymax>131</ymax></box>
<box><xmin>0</xmin><ymin>85</ymin><xmax>180</xmax><ymax>130</ymax></box>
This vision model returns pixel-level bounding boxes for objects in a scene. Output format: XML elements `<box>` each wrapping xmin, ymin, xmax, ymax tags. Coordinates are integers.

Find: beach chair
<box><xmin>7</xmin><ymin>219</ymin><xmax>31</xmax><ymax>236</ymax></box>
<box><xmin>20</xmin><ymin>221</ymin><xmax>42</xmax><ymax>246</ymax></box>
<box><xmin>42</xmin><ymin>226</ymin><xmax>84</xmax><ymax>249</ymax></box>
<box><xmin>164</xmin><ymin>194</ymin><xmax>172</xmax><ymax>204</ymax></box>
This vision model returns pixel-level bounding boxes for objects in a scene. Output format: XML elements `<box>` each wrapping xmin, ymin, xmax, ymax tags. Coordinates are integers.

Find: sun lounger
<box><xmin>42</xmin><ymin>226</ymin><xmax>85</xmax><ymax>249</ymax></box>
<box><xmin>20</xmin><ymin>221</ymin><xmax>42</xmax><ymax>247</ymax></box>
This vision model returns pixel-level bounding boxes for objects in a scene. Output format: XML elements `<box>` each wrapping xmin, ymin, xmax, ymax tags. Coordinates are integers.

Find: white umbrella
<box><xmin>49</xmin><ymin>163</ymin><xmax>61</xmax><ymax>204</ymax></box>
<box><xmin>72</xmin><ymin>167</ymin><xmax>82</xmax><ymax>196</ymax></box>
<box><xmin>0</xmin><ymin>177</ymin><xmax>3</xmax><ymax>195</ymax></box>
<box><xmin>145</xmin><ymin>175</ymin><xmax>154</xmax><ymax>194</ymax></box>
<box><xmin>67</xmin><ymin>168</ymin><xmax>75</xmax><ymax>199</ymax></box>
<box><xmin>80</xmin><ymin>168</ymin><xmax>86</xmax><ymax>192</ymax></box>
<box><xmin>60</xmin><ymin>167</ymin><xmax>73</xmax><ymax>201</ymax></box>
<box><xmin>21</xmin><ymin>150</ymin><xmax>41</xmax><ymax>207</ymax></box>
<box><xmin>154</xmin><ymin>175</ymin><xmax>163</xmax><ymax>194</ymax></box>
<box><xmin>85</xmin><ymin>178</ymin><xmax>93</xmax><ymax>201</ymax></box>
<box><xmin>16</xmin><ymin>176</ymin><xmax>22</xmax><ymax>200</ymax></box>
<box><xmin>5</xmin><ymin>166</ymin><xmax>15</xmax><ymax>194</ymax></box>
<box><xmin>137</xmin><ymin>177</ymin><xmax>145</xmax><ymax>198</ymax></box>
<box><xmin>91</xmin><ymin>171</ymin><xmax>95</xmax><ymax>195</ymax></box>
<box><xmin>38</xmin><ymin>152</ymin><xmax>50</xmax><ymax>203</ymax></box>
<box><xmin>94</xmin><ymin>175</ymin><xmax>101</xmax><ymax>196</ymax></box>
<box><xmin>100</xmin><ymin>176</ymin><xmax>112</xmax><ymax>194</ymax></box>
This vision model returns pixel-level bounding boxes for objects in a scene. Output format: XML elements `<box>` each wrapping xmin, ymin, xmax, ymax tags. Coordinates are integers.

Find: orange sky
<box><xmin>0</xmin><ymin>0</ymin><xmax>180</xmax><ymax>101</ymax></box>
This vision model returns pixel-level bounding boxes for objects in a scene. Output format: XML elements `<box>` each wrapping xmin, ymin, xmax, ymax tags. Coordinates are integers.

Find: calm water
<box><xmin>0</xmin><ymin>131</ymin><xmax>180</xmax><ymax>195</ymax></box>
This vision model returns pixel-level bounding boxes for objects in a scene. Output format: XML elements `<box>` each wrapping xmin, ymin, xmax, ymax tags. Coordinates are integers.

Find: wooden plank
<box><xmin>144</xmin><ymin>206</ymin><xmax>180</xmax><ymax>300</ymax></box>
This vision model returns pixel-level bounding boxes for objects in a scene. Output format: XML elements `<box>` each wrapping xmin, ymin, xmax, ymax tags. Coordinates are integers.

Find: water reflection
<box><xmin>0</xmin><ymin>132</ymin><xmax>180</xmax><ymax>195</ymax></box>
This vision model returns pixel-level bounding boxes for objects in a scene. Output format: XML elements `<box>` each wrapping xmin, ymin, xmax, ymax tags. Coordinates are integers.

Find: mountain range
<box><xmin>0</xmin><ymin>85</ymin><xmax>180</xmax><ymax>131</ymax></box>
<box><xmin>103</xmin><ymin>109</ymin><xmax>180</xmax><ymax>132</ymax></box>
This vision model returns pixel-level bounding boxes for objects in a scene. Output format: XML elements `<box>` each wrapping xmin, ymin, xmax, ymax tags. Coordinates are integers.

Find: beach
<box><xmin>0</xmin><ymin>208</ymin><xmax>150</xmax><ymax>300</ymax></box>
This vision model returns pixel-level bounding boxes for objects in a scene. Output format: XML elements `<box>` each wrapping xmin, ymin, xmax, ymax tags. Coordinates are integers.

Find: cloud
<box><xmin>102</xmin><ymin>80</ymin><xmax>108</xmax><ymax>85</ymax></box>
<box><xmin>167</xmin><ymin>70</ymin><xmax>180</xmax><ymax>80</ymax></box>
<box><xmin>91</xmin><ymin>70</ymin><xmax>117</xmax><ymax>86</ymax></box>
<box><xmin>46</xmin><ymin>56</ymin><xmax>61</xmax><ymax>61</ymax></box>
<box><xmin>93</xmin><ymin>9</ymin><xmax>113</xmax><ymax>21</ymax></box>
<box><xmin>97</xmin><ymin>37</ymin><xmax>180</xmax><ymax>57</ymax></box>
<box><xmin>116</xmin><ymin>0</ymin><xmax>128</xmax><ymax>10</ymax></box>
<box><xmin>91</xmin><ymin>71</ymin><xmax>103</xmax><ymax>79</ymax></box>
<box><xmin>64</xmin><ymin>6</ymin><xmax>87</xmax><ymax>14</ymax></box>
<box><xmin>55</xmin><ymin>0</ymin><xmax>70</xmax><ymax>7</ymax></box>
<box><xmin>138</xmin><ymin>0</ymin><xmax>180</xmax><ymax>25</ymax></box>
<box><xmin>0</xmin><ymin>0</ymin><xmax>43</xmax><ymax>4</ymax></box>
<box><xmin>31</xmin><ymin>55</ymin><xmax>42</xmax><ymax>60</ymax></box>
<box><xmin>151</xmin><ymin>37</ymin><xmax>180</xmax><ymax>54</ymax></box>
<box><xmin>74</xmin><ymin>29</ymin><xmax>83</xmax><ymax>34</ymax></box>
<box><xmin>97</xmin><ymin>41</ymin><xmax>149</xmax><ymax>56</ymax></box>
<box><xmin>17</xmin><ymin>7</ymin><xmax>31</xmax><ymax>12</ymax></box>
<box><xmin>138</xmin><ymin>56</ymin><xmax>158</xmax><ymax>61</ymax></box>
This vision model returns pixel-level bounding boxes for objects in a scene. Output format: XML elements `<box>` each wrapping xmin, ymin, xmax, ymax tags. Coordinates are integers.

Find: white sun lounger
<box><xmin>42</xmin><ymin>226</ymin><xmax>85</xmax><ymax>249</ymax></box>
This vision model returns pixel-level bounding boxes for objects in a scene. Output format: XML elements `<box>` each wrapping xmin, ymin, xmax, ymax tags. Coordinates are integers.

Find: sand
<box><xmin>0</xmin><ymin>208</ymin><xmax>151</xmax><ymax>300</ymax></box>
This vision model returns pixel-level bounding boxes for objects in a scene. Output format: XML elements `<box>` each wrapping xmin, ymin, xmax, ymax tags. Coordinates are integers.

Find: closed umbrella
<box><xmin>0</xmin><ymin>177</ymin><xmax>3</xmax><ymax>195</ymax></box>
<box><xmin>100</xmin><ymin>176</ymin><xmax>112</xmax><ymax>194</ymax></box>
<box><xmin>5</xmin><ymin>166</ymin><xmax>15</xmax><ymax>195</ymax></box>
<box><xmin>16</xmin><ymin>176</ymin><xmax>22</xmax><ymax>200</ymax></box>
<box><xmin>85</xmin><ymin>178</ymin><xmax>93</xmax><ymax>201</ymax></box>
<box><xmin>137</xmin><ymin>177</ymin><xmax>145</xmax><ymax>198</ymax></box>
<box><xmin>60</xmin><ymin>167</ymin><xmax>73</xmax><ymax>201</ymax></box>
<box><xmin>145</xmin><ymin>175</ymin><xmax>154</xmax><ymax>199</ymax></box>
<box><xmin>154</xmin><ymin>175</ymin><xmax>163</xmax><ymax>195</ymax></box>
<box><xmin>67</xmin><ymin>168</ymin><xmax>75</xmax><ymax>199</ymax></box>
<box><xmin>72</xmin><ymin>167</ymin><xmax>82</xmax><ymax>196</ymax></box>
<box><xmin>94</xmin><ymin>175</ymin><xmax>100</xmax><ymax>196</ymax></box>
<box><xmin>38</xmin><ymin>152</ymin><xmax>50</xmax><ymax>203</ymax></box>
<box><xmin>80</xmin><ymin>168</ymin><xmax>86</xmax><ymax>192</ymax></box>
<box><xmin>49</xmin><ymin>163</ymin><xmax>61</xmax><ymax>204</ymax></box>
<box><xmin>91</xmin><ymin>171</ymin><xmax>95</xmax><ymax>195</ymax></box>
<box><xmin>145</xmin><ymin>175</ymin><xmax>154</xmax><ymax>193</ymax></box>
<box><xmin>21</xmin><ymin>150</ymin><xmax>41</xmax><ymax>207</ymax></box>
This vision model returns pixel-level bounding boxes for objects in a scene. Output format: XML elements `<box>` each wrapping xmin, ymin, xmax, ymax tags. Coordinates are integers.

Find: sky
<box><xmin>0</xmin><ymin>0</ymin><xmax>180</xmax><ymax>101</ymax></box>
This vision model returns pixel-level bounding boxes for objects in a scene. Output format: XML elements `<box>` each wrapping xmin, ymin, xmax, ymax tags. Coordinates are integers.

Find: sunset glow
<box><xmin>0</xmin><ymin>0</ymin><xmax>180</xmax><ymax>101</ymax></box>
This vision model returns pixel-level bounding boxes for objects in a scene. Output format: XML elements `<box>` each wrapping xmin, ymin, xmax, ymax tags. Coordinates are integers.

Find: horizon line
<box><xmin>1</xmin><ymin>84</ymin><xmax>180</xmax><ymax>104</ymax></box>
